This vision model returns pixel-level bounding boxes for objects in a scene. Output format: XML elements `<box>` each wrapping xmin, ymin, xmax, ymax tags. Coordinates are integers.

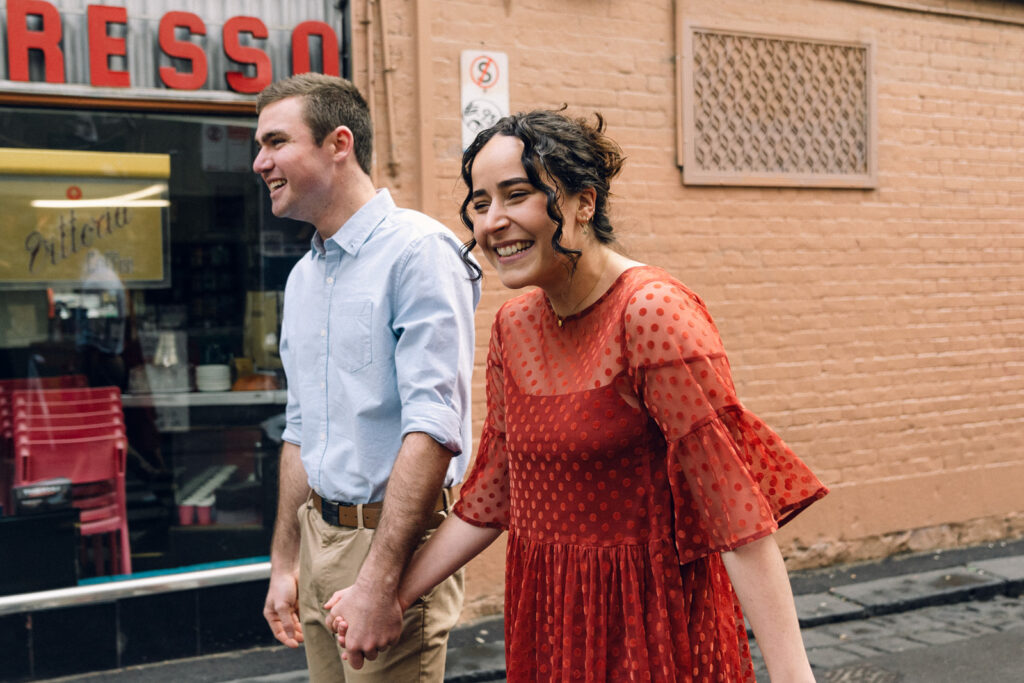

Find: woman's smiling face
<box><xmin>468</xmin><ymin>135</ymin><xmax>587</xmax><ymax>293</ymax></box>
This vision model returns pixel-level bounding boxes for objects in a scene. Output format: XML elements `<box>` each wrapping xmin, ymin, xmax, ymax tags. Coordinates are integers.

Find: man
<box><xmin>254</xmin><ymin>73</ymin><xmax>479</xmax><ymax>682</ymax></box>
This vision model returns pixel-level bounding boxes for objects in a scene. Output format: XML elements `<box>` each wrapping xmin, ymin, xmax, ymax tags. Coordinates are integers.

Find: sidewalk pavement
<box><xmin>39</xmin><ymin>537</ymin><xmax>1024</xmax><ymax>683</ymax></box>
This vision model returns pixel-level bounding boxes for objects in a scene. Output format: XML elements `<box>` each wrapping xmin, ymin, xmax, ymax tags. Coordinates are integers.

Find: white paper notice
<box><xmin>460</xmin><ymin>51</ymin><xmax>509</xmax><ymax>151</ymax></box>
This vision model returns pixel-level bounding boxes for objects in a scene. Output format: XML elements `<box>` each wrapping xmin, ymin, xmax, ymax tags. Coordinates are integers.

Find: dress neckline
<box><xmin>543</xmin><ymin>264</ymin><xmax>650</xmax><ymax>326</ymax></box>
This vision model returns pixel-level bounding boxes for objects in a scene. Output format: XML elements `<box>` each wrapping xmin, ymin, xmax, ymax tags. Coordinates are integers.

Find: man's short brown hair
<box><xmin>257</xmin><ymin>73</ymin><xmax>374</xmax><ymax>175</ymax></box>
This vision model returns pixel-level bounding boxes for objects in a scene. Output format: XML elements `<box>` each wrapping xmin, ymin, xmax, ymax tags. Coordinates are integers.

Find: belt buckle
<box><xmin>320</xmin><ymin>498</ymin><xmax>353</xmax><ymax>526</ymax></box>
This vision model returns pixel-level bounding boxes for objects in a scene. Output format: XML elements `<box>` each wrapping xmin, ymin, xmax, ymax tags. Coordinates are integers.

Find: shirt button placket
<box><xmin>319</xmin><ymin>252</ymin><xmax>337</xmax><ymax>456</ymax></box>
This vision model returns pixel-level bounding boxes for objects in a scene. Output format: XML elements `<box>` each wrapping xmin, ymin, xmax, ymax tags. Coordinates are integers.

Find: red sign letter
<box><xmin>6</xmin><ymin>0</ymin><xmax>64</xmax><ymax>83</ymax></box>
<box><xmin>158</xmin><ymin>11</ymin><xmax>208</xmax><ymax>90</ymax></box>
<box><xmin>223</xmin><ymin>16</ymin><xmax>271</xmax><ymax>94</ymax></box>
<box><xmin>291</xmin><ymin>21</ymin><xmax>339</xmax><ymax>76</ymax></box>
<box><xmin>88</xmin><ymin>4</ymin><xmax>129</xmax><ymax>87</ymax></box>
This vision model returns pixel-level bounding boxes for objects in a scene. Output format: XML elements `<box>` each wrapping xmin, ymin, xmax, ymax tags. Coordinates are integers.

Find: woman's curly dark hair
<box><xmin>458</xmin><ymin>108</ymin><xmax>625</xmax><ymax>279</ymax></box>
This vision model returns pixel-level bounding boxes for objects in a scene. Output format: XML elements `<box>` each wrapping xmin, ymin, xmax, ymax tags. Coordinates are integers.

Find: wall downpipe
<box><xmin>363</xmin><ymin>0</ymin><xmax>379</xmax><ymax>186</ymax></box>
<box><xmin>376</xmin><ymin>0</ymin><xmax>401</xmax><ymax>179</ymax></box>
<box><xmin>411</xmin><ymin>0</ymin><xmax>436</xmax><ymax>215</ymax></box>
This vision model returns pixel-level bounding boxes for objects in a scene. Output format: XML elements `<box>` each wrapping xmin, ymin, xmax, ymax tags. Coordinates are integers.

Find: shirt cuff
<box><xmin>402</xmin><ymin>401</ymin><xmax>464</xmax><ymax>456</ymax></box>
<box><xmin>281</xmin><ymin>425</ymin><xmax>302</xmax><ymax>447</ymax></box>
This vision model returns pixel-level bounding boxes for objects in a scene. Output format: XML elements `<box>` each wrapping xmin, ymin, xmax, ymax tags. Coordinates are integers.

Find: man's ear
<box><xmin>328</xmin><ymin>125</ymin><xmax>356</xmax><ymax>161</ymax></box>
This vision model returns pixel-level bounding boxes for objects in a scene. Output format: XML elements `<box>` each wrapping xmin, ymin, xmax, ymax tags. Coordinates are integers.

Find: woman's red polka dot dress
<box><xmin>453</xmin><ymin>266</ymin><xmax>828</xmax><ymax>682</ymax></box>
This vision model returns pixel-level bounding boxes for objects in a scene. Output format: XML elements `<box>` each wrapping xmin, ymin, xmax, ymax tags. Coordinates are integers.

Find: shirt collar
<box><xmin>310</xmin><ymin>188</ymin><xmax>395</xmax><ymax>258</ymax></box>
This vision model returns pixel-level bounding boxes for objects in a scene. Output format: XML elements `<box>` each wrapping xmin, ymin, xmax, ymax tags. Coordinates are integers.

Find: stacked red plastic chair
<box><xmin>0</xmin><ymin>375</ymin><xmax>88</xmax><ymax>518</ymax></box>
<box><xmin>11</xmin><ymin>385</ymin><xmax>131</xmax><ymax>576</ymax></box>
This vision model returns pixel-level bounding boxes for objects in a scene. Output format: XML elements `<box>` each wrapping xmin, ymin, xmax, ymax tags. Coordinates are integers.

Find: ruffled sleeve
<box><xmin>453</xmin><ymin>312</ymin><xmax>510</xmax><ymax>529</ymax></box>
<box><xmin>624</xmin><ymin>276</ymin><xmax>827</xmax><ymax>563</ymax></box>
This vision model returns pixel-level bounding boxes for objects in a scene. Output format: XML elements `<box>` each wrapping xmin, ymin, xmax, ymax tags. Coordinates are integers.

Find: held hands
<box><xmin>324</xmin><ymin>583</ymin><xmax>405</xmax><ymax>669</ymax></box>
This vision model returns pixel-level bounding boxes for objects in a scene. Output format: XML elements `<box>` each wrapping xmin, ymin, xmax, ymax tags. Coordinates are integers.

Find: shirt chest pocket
<box><xmin>330</xmin><ymin>300</ymin><xmax>372</xmax><ymax>372</ymax></box>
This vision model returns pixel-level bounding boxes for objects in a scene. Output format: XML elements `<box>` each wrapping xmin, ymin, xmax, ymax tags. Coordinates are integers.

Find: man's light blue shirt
<box><xmin>279</xmin><ymin>189</ymin><xmax>480</xmax><ymax>503</ymax></box>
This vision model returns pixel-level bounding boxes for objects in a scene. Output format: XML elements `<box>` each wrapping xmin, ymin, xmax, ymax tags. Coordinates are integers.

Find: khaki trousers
<box><xmin>297</xmin><ymin>499</ymin><xmax>464</xmax><ymax>683</ymax></box>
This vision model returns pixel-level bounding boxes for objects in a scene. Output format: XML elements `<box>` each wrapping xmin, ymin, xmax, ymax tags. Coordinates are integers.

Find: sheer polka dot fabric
<box><xmin>454</xmin><ymin>266</ymin><xmax>827</xmax><ymax>681</ymax></box>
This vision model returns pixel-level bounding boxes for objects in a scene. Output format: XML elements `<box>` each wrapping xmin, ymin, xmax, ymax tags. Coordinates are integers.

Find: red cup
<box><xmin>177</xmin><ymin>505</ymin><xmax>194</xmax><ymax>525</ymax></box>
<box><xmin>196</xmin><ymin>505</ymin><xmax>213</xmax><ymax>525</ymax></box>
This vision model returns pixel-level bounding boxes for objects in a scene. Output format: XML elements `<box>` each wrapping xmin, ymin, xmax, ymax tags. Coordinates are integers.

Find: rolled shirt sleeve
<box><xmin>392</xmin><ymin>232</ymin><xmax>480</xmax><ymax>455</ymax></box>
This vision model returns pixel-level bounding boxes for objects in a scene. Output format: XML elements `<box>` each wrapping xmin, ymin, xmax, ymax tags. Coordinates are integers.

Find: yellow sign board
<box><xmin>0</xmin><ymin>148</ymin><xmax>170</xmax><ymax>289</ymax></box>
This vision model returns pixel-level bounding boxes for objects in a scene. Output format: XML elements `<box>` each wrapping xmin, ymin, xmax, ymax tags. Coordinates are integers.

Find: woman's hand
<box><xmin>324</xmin><ymin>584</ymin><xmax>404</xmax><ymax>669</ymax></box>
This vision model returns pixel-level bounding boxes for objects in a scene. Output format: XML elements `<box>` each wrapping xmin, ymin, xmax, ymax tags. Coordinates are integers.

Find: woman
<box><xmin>329</xmin><ymin>110</ymin><xmax>828</xmax><ymax>681</ymax></box>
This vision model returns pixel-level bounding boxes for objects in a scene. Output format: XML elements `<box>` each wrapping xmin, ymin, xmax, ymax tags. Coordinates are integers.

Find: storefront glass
<box><xmin>0</xmin><ymin>105</ymin><xmax>309</xmax><ymax>584</ymax></box>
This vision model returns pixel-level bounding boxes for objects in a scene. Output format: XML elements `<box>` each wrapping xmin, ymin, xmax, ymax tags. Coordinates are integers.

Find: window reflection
<box><xmin>0</xmin><ymin>107</ymin><xmax>311</xmax><ymax>582</ymax></box>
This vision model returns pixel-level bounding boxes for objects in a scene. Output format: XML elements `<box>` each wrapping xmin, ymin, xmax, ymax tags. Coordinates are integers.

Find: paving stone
<box><xmin>447</xmin><ymin>615</ymin><xmax>504</xmax><ymax>650</ymax></box>
<box><xmin>835</xmin><ymin>621</ymin><xmax>892</xmax><ymax>638</ymax></box>
<box><xmin>992</xmin><ymin>617</ymin><xmax>1024</xmax><ymax>632</ymax></box>
<box><xmin>969</xmin><ymin>556</ymin><xmax>1024</xmax><ymax>582</ymax></box>
<box><xmin>819</xmin><ymin>663</ymin><xmax>902</xmax><ymax>683</ymax></box>
<box><xmin>834</xmin><ymin>642</ymin><xmax>887</xmax><ymax>658</ymax></box>
<box><xmin>944</xmin><ymin>621</ymin><xmax>1002</xmax><ymax>637</ymax></box>
<box><xmin>444</xmin><ymin>641</ymin><xmax>506</xmax><ymax>683</ymax></box>
<box><xmin>802</xmin><ymin>629</ymin><xmax>844</xmax><ymax>649</ymax></box>
<box><xmin>817</xmin><ymin>620</ymin><xmax>891</xmax><ymax>642</ymax></box>
<box><xmin>948</xmin><ymin>595</ymin><xmax>1024</xmax><ymax>632</ymax></box>
<box><xmin>796</xmin><ymin>592</ymin><xmax>868</xmax><ymax>626</ymax></box>
<box><xmin>830</xmin><ymin>567</ymin><xmax>1004</xmax><ymax>614</ymax></box>
<box><xmin>859</xmin><ymin>635</ymin><xmax>927</xmax><ymax>654</ymax></box>
<box><xmin>906</xmin><ymin>628</ymin><xmax>969</xmax><ymax>645</ymax></box>
<box><xmin>980</xmin><ymin>595</ymin><xmax>1024</xmax><ymax>614</ymax></box>
<box><xmin>807</xmin><ymin>647</ymin><xmax>865</xmax><ymax>670</ymax></box>
<box><xmin>881</xmin><ymin>611</ymin><xmax>947</xmax><ymax>633</ymax></box>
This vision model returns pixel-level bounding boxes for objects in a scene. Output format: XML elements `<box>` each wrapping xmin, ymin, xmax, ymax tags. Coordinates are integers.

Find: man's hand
<box><xmin>264</xmin><ymin>441</ymin><xmax>307</xmax><ymax>648</ymax></box>
<box><xmin>263</xmin><ymin>569</ymin><xmax>304</xmax><ymax>648</ymax></box>
<box><xmin>324</xmin><ymin>582</ymin><xmax>404</xmax><ymax>669</ymax></box>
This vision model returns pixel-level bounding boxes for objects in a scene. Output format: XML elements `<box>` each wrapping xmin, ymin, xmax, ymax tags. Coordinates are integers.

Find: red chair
<box><xmin>5</xmin><ymin>388</ymin><xmax>123</xmax><ymax>496</ymax></box>
<box><xmin>0</xmin><ymin>375</ymin><xmax>88</xmax><ymax>393</ymax></box>
<box><xmin>10</xmin><ymin>386</ymin><xmax>131</xmax><ymax>576</ymax></box>
<box><xmin>14</xmin><ymin>400</ymin><xmax>122</xmax><ymax>421</ymax></box>
<box><xmin>14</xmin><ymin>407</ymin><xmax>122</xmax><ymax>426</ymax></box>
<box><xmin>0</xmin><ymin>389</ymin><xmax>11</xmax><ymax>515</ymax></box>
<box><xmin>10</xmin><ymin>387</ymin><xmax>124</xmax><ymax>446</ymax></box>
<box><xmin>14</xmin><ymin>421</ymin><xmax>126</xmax><ymax>442</ymax></box>
<box><xmin>11</xmin><ymin>386</ymin><xmax>120</xmax><ymax>408</ymax></box>
<box><xmin>0</xmin><ymin>380</ymin><xmax>101</xmax><ymax>516</ymax></box>
<box><xmin>0</xmin><ymin>388</ymin><xmax>10</xmax><ymax>444</ymax></box>
<box><xmin>13</xmin><ymin>429</ymin><xmax>131</xmax><ymax>576</ymax></box>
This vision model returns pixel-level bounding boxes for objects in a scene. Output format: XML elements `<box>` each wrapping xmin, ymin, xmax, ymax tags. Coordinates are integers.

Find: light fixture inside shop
<box><xmin>31</xmin><ymin>183</ymin><xmax>170</xmax><ymax>208</ymax></box>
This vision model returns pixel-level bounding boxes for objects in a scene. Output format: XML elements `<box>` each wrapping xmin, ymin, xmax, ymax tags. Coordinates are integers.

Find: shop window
<box><xmin>678</xmin><ymin>25</ymin><xmax>876</xmax><ymax>188</ymax></box>
<box><xmin>0</xmin><ymin>107</ymin><xmax>310</xmax><ymax>581</ymax></box>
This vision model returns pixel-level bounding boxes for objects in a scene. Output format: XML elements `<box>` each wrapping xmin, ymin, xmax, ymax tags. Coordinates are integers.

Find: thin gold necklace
<box><xmin>554</xmin><ymin>251</ymin><xmax>609</xmax><ymax>327</ymax></box>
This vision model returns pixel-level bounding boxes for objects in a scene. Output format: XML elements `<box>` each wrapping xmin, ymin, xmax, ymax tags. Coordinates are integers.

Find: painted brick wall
<box><xmin>350</xmin><ymin>0</ymin><xmax>1024</xmax><ymax>620</ymax></box>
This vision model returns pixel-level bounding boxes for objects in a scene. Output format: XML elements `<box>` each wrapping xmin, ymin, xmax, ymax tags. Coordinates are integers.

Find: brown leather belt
<box><xmin>311</xmin><ymin>488</ymin><xmax>452</xmax><ymax>530</ymax></box>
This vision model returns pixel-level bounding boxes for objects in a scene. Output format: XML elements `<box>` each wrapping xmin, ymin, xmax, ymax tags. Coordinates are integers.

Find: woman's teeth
<box><xmin>496</xmin><ymin>241</ymin><xmax>532</xmax><ymax>257</ymax></box>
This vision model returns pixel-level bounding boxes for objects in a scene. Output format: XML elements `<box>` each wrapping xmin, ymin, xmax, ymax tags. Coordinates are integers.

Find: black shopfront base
<box><xmin>0</xmin><ymin>510</ymin><xmax>79</xmax><ymax>596</ymax></box>
<box><xmin>0</xmin><ymin>411</ymin><xmax>284</xmax><ymax>680</ymax></box>
<box><xmin>0</xmin><ymin>577</ymin><xmax>278</xmax><ymax>681</ymax></box>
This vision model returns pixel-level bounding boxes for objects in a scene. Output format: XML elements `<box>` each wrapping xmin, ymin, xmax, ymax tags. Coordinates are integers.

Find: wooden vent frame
<box><xmin>678</xmin><ymin>24</ymin><xmax>876</xmax><ymax>188</ymax></box>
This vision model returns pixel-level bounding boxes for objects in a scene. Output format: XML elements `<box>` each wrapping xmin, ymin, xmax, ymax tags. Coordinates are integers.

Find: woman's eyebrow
<box><xmin>471</xmin><ymin>178</ymin><xmax>532</xmax><ymax>199</ymax></box>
